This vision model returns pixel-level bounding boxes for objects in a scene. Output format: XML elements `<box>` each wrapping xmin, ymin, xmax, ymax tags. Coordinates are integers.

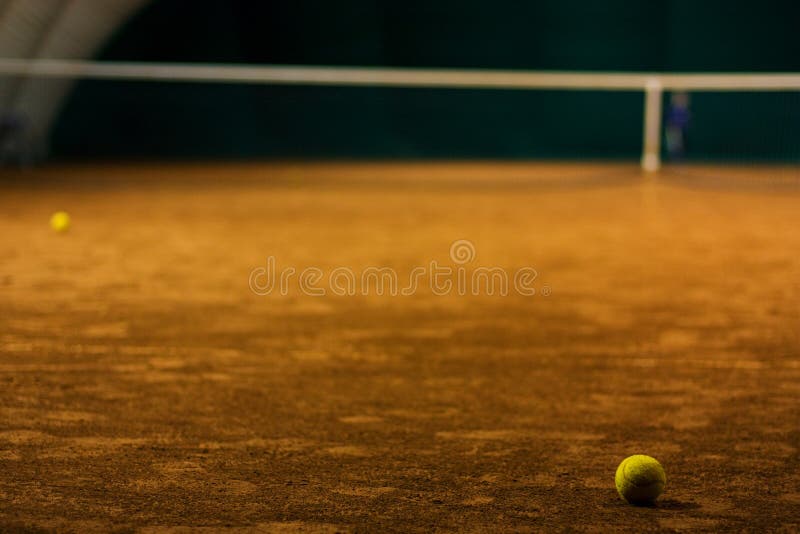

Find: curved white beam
<box><xmin>0</xmin><ymin>0</ymin><xmax>150</xmax><ymax>160</ymax></box>
<box><xmin>0</xmin><ymin>0</ymin><xmax>64</xmax><ymax>110</ymax></box>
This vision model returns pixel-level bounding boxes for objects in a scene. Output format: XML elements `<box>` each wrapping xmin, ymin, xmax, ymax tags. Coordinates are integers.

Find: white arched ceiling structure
<box><xmin>0</xmin><ymin>0</ymin><xmax>150</xmax><ymax>160</ymax></box>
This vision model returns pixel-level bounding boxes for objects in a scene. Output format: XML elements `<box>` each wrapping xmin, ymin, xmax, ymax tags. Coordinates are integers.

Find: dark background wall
<box><xmin>52</xmin><ymin>0</ymin><xmax>800</xmax><ymax>160</ymax></box>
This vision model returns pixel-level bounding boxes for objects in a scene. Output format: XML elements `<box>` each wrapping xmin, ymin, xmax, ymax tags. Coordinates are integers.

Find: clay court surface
<box><xmin>1</xmin><ymin>162</ymin><xmax>799</xmax><ymax>532</ymax></box>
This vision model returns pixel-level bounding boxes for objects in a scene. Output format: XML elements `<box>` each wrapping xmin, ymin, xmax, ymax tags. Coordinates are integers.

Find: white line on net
<box><xmin>1</xmin><ymin>59</ymin><xmax>800</xmax><ymax>91</ymax></box>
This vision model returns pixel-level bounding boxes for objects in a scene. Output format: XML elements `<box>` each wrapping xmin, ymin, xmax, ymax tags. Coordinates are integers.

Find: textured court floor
<box><xmin>1</xmin><ymin>162</ymin><xmax>799</xmax><ymax>532</ymax></box>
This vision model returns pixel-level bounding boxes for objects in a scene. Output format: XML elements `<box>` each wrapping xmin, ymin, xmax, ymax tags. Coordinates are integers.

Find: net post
<box><xmin>641</xmin><ymin>78</ymin><xmax>663</xmax><ymax>172</ymax></box>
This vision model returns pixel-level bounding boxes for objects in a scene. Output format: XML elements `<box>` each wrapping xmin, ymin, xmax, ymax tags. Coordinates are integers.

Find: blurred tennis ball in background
<box><xmin>615</xmin><ymin>454</ymin><xmax>666</xmax><ymax>504</ymax></box>
<box><xmin>50</xmin><ymin>211</ymin><xmax>71</xmax><ymax>233</ymax></box>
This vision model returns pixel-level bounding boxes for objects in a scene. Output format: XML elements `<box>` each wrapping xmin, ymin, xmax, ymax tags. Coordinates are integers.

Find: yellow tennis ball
<box><xmin>615</xmin><ymin>454</ymin><xmax>666</xmax><ymax>504</ymax></box>
<box><xmin>50</xmin><ymin>211</ymin><xmax>71</xmax><ymax>233</ymax></box>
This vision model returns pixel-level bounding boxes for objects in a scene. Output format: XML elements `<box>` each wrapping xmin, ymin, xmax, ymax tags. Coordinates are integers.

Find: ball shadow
<box><xmin>654</xmin><ymin>498</ymin><xmax>702</xmax><ymax>511</ymax></box>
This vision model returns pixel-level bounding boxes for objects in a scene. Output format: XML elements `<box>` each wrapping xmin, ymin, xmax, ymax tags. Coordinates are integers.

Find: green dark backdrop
<box><xmin>52</xmin><ymin>0</ymin><xmax>800</xmax><ymax>161</ymax></box>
